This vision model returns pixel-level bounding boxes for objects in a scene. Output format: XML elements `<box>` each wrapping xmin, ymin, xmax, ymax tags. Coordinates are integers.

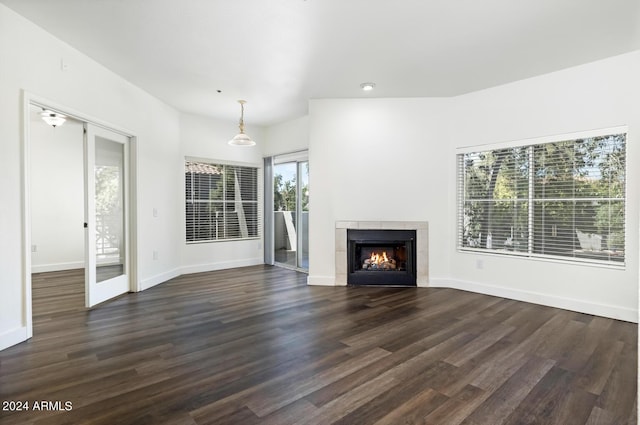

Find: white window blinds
<box><xmin>457</xmin><ymin>132</ymin><xmax>626</xmax><ymax>266</ymax></box>
<box><xmin>185</xmin><ymin>161</ymin><xmax>260</xmax><ymax>242</ymax></box>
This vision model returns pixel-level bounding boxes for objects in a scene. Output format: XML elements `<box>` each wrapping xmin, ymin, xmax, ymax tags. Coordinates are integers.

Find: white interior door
<box><xmin>84</xmin><ymin>123</ymin><xmax>130</xmax><ymax>307</ymax></box>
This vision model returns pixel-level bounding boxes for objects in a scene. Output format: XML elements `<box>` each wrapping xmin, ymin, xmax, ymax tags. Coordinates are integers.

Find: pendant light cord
<box><xmin>237</xmin><ymin>100</ymin><xmax>247</xmax><ymax>134</ymax></box>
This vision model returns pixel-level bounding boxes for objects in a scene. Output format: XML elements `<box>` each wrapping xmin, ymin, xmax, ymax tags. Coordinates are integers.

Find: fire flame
<box><xmin>369</xmin><ymin>251</ymin><xmax>389</xmax><ymax>265</ymax></box>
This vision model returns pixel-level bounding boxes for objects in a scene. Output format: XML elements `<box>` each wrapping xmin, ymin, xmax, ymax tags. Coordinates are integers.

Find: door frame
<box><xmin>21</xmin><ymin>91</ymin><xmax>139</xmax><ymax>338</ymax></box>
<box><xmin>269</xmin><ymin>150</ymin><xmax>309</xmax><ymax>272</ymax></box>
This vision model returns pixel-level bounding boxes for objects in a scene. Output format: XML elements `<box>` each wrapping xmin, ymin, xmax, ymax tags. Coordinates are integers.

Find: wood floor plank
<box><xmin>557</xmin><ymin>316</ymin><xmax>613</xmax><ymax>371</ymax></box>
<box><xmin>423</xmin><ymin>384</ymin><xmax>488</xmax><ymax>425</ymax></box>
<box><xmin>427</xmin><ymin>338</ymin><xmax>517</xmax><ymax>397</ymax></box>
<box><xmin>0</xmin><ymin>265</ymin><xmax>635</xmax><ymax>425</ymax></box>
<box><xmin>258</xmin><ymin>399</ymin><xmax>319</xmax><ymax>425</ymax></box>
<box><xmin>545</xmin><ymin>387</ymin><xmax>597</xmax><ymax>425</ymax></box>
<box><xmin>593</xmin><ymin>324</ymin><xmax>638</xmax><ymax>423</ymax></box>
<box><xmin>443</xmin><ymin>322</ymin><xmax>515</xmax><ymax>367</ymax></box>
<box><xmin>329</xmin><ymin>361</ymin><xmax>453</xmax><ymax>425</ymax></box>
<box><xmin>585</xmin><ymin>406</ymin><xmax>619</xmax><ymax>425</ymax></box>
<box><xmin>295</xmin><ymin>373</ymin><xmax>399</xmax><ymax>425</ymax></box>
<box><xmin>371</xmin><ymin>387</ymin><xmax>448</xmax><ymax>425</ymax></box>
<box><xmin>575</xmin><ymin>340</ymin><xmax>625</xmax><ymax>395</ymax></box>
<box><xmin>245</xmin><ymin>347</ymin><xmax>391</xmax><ymax>417</ymax></box>
<box><xmin>501</xmin><ymin>365</ymin><xmax>575</xmax><ymax>425</ymax></box>
<box><xmin>303</xmin><ymin>331</ymin><xmax>447</xmax><ymax>407</ymax></box>
<box><xmin>460</xmin><ymin>356</ymin><xmax>556</xmax><ymax>425</ymax></box>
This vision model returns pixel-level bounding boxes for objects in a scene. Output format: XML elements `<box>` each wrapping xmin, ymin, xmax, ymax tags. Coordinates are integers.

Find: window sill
<box><xmin>457</xmin><ymin>247</ymin><xmax>626</xmax><ymax>270</ymax></box>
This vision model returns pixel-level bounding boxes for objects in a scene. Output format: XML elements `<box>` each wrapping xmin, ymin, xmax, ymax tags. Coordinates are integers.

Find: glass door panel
<box><xmin>273</xmin><ymin>162</ymin><xmax>297</xmax><ymax>268</ymax></box>
<box><xmin>84</xmin><ymin>124</ymin><xmax>129</xmax><ymax>307</ymax></box>
<box><xmin>298</xmin><ymin>161</ymin><xmax>309</xmax><ymax>270</ymax></box>
<box><xmin>95</xmin><ymin>136</ymin><xmax>125</xmax><ymax>282</ymax></box>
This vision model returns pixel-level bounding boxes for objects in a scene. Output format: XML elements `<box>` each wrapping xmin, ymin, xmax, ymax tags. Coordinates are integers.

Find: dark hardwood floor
<box><xmin>1</xmin><ymin>265</ymin><xmax>636</xmax><ymax>424</ymax></box>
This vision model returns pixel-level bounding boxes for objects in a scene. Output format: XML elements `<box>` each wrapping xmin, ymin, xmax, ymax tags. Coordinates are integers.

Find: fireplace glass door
<box><xmin>347</xmin><ymin>229</ymin><xmax>416</xmax><ymax>286</ymax></box>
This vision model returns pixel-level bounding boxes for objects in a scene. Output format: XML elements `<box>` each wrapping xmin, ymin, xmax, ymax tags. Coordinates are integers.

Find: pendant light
<box><xmin>228</xmin><ymin>100</ymin><xmax>255</xmax><ymax>146</ymax></box>
<box><xmin>41</xmin><ymin>109</ymin><xmax>66</xmax><ymax>127</ymax></box>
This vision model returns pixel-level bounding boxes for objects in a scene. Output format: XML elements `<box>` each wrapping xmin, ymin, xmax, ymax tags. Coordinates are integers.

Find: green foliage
<box><xmin>274</xmin><ymin>163</ymin><xmax>309</xmax><ymax>212</ymax></box>
<box><xmin>274</xmin><ymin>173</ymin><xmax>296</xmax><ymax>211</ymax></box>
<box><xmin>95</xmin><ymin>165</ymin><xmax>121</xmax><ymax>215</ymax></box>
<box><xmin>461</xmin><ymin>134</ymin><xmax>626</xmax><ymax>257</ymax></box>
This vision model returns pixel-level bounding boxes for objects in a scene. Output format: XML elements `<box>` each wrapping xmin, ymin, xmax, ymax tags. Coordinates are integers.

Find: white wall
<box><xmin>0</xmin><ymin>4</ymin><xmax>182</xmax><ymax>350</ymax></box>
<box><xmin>30</xmin><ymin>116</ymin><xmax>84</xmax><ymax>272</ymax></box>
<box><xmin>263</xmin><ymin>115</ymin><xmax>309</xmax><ymax>156</ymax></box>
<box><xmin>307</xmin><ymin>52</ymin><xmax>639</xmax><ymax>321</ymax></box>
<box><xmin>307</xmin><ymin>98</ymin><xmax>453</xmax><ymax>285</ymax></box>
<box><xmin>179</xmin><ymin>112</ymin><xmax>265</xmax><ymax>274</ymax></box>
<box><xmin>447</xmin><ymin>51</ymin><xmax>639</xmax><ymax>322</ymax></box>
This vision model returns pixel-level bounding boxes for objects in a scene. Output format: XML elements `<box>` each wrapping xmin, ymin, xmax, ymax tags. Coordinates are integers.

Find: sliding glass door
<box><xmin>271</xmin><ymin>153</ymin><xmax>308</xmax><ymax>270</ymax></box>
<box><xmin>298</xmin><ymin>161</ymin><xmax>309</xmax><ymax>269</ymax></box>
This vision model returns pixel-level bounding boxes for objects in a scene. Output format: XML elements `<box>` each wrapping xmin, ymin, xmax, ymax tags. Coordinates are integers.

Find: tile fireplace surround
<box><xmin>335</xmin><ymin>221</ymin><xmax>429</xmax><ymax>286</ymax></box>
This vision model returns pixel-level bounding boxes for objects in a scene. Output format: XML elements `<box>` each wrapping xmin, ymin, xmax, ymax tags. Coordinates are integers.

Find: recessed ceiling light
<box><xmin>360</xmin><ymin>82</ymin><xmax>376</xmax><ymax>91</ymax></box>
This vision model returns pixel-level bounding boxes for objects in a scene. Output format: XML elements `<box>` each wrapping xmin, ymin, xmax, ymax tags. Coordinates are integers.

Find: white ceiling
<box><xmin>2</xmin><ymin>0</ymin><xmax>639</xmax><ymax>126</ymax></box>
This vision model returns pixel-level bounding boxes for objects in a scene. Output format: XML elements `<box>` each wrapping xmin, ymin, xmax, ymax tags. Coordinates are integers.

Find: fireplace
<box><xmin>347</xmin><ymin>229</ymin><xmax>417</xmax><ymax>286</ymax></box>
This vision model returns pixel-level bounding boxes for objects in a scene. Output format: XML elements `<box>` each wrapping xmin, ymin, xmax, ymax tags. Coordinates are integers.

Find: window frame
<box><xmin>185</xmin><ymin>158</ymin><xmax>262</xmax><ymax>244</ymax></box>
<box><xmin>456</xmin><ymin>127</ymin><xmax>627</xmax><ymax>268</ymax></box>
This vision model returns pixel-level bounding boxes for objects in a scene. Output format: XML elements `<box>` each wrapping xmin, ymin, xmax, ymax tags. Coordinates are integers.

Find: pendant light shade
<box><xmin>228</xmin><ymin>100</ymin><xmax>255</xmax><ymax>146</ymax></box>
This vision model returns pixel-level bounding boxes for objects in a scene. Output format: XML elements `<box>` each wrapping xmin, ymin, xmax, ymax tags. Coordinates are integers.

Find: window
<box><xmin>185</xmin><ymin>161</ymin><xmax>260</xmax><ymax>242</ymax></box>
<box><xmin>457</xmin><ymin>130</ymin><xmax>626</xmax><ymax>266</ymax></box>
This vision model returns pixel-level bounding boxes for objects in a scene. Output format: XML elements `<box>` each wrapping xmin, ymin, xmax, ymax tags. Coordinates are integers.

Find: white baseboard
<box><xmin>430</xmin><ymin>277</ymin><xmax>638</xmax><ymax>323</ymax></box>
<box><xmin>0</xmin><ymin>326</ymin><xmax>28</xmax><ymax>351</ymax></box>
<box><xmin>140</xmin><ymin>259</ymin><xmax>265</xmax><ymax>291</ymax></box>
<box><xmin>417</xmin><ymin>278</ymin><xmax>429</xmax><ymax>287</ymax></box>
<box><xmin>307</xmin><ymin>275</ymin><xmax>337</xmax><ymax>286</ymax></box>
<box><xmin>31</xmin><ymin>261</ymin><xmax>84</xmax><ymax>273</ymax></box>
<box><xmin>179</xmin><ymin>258</ymin><xmax>263</xmax><ymax>276</ymax></box>
<box><xmin>139</xmin><ymin>268</ymin><xmax>181</xmax><ymax>291</ymax></box>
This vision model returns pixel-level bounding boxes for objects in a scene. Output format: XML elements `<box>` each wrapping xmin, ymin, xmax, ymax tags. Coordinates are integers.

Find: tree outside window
<box><xmin>459</xmin><ymin>132</ymin><xmax>625</xmax><ymax>265</ymax></box>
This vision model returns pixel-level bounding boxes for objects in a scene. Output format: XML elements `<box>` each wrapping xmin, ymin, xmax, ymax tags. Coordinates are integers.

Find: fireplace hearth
<box><xmin>347</xmin><ymin>229</ymin><xmax>417</xmax><ymax>286</ymax></box>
